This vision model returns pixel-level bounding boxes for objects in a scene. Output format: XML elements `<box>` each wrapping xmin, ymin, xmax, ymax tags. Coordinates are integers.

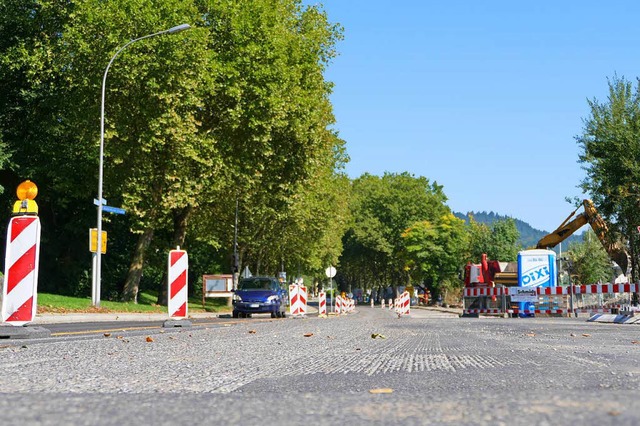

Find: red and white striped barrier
<box><xmin>289</xmin><ymin>285</ymin><xmax>307</xmax><ymax>316</ymax></box>
<box><xmin>463</xmin><ymin>309</ymin><xmax>504</xmax><ymax>315</ymax></box>
<box><xmin>381</xmin><ymin>299</ymin><xmax>385</xmax><ymax>309</ymax></box>
<box><xmin>347</xmin><ymin>298</ymin><xmax>354</xmax><ymax>313</ymax></box>
<box><xmin>464</xmin><ymin>283</ymin><xmax>640</xmax><ymax>298</ymax></box>
<box><xmin>1</xmin><ymin>216</ymin><xmax>41</xmax><ymax>325</ymax></box>
<box><xmin>538</xmin><ymin>283</ymin><xmax>639</xmax><ymax>295</ymax></box>
<box><xmin>371</xmin><ymin>298</ymin><xmax>374</xmax><ymax>308</ymax></box>
<box><xmin>464</xmin><ymin>287</ymin><xmax>504</xmax><ymax>297</ymax></box>
<box><xmin>388</xmin><ymin>298</ymin><xmax>393</xmax><ymax>310</ymax></box>
<box><xmin>318</xmin><ymin>291</ymin><xmax>327</xmax><ymax>315</ymax></box>
<box><xmin>506</xmin><ymin>309</ymin><xmax>568</xmax><ymax>315</ymax></box>
<box><xmin>167</xmin><ymin>247</ymin><xmax>188</xmax><ymax>319</ymax></box>
<box><xmin>398</xmin><ymin>291</ymin><xmax>410</xmax><ymax>315</ymax></box>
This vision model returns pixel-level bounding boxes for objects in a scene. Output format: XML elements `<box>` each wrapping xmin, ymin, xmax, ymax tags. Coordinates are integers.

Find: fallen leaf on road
<box><xmin>608</xmin><ymin>410</ymin><xmax>621</xmax><ymax>416</ymax></box>
<box><xmin>369</xmin><ymin>388</ymin><xmax>393</xmax><ymax>394</ymax></box>
<box><xmin>371</xmin><ymin>333</ymin><xmax>386</xmax><ymax>339</ymax></box>
<box><xmin>146</xmin><ymin>336</ymin><xmax>154</xmax><ymax>342</ymax></box>
<box><xmin>248</xmin><ymin>330</ymin><xmax>257</xmax><ymax>334</ymax></box>
<box><xmin>631</xmin><ymin>341</ymin><xmax>639</xmax><ymax>344</ymax></box>
<box><xmin>303</xmin><ymin>333</ymin><xmax>314</xmax><ymax>337</ymax></box>
<box><xmin>525</xmin><ymin>333</ymin><xmax>536</xmax><ymax>337</ymax></box>
<box><xmin>103</xmin><ymin>333</ymin><xmax>111</xmax><ymax>337</ymax></box>
<box><xmin>582</xmin><ymin>334</ymin><xmax>591</xmax><ymax>338</ymax></box>
<box><xmin>570</xmin><ymin>333</ymin><xmax>577</xmax><ymax>337</ymax></box>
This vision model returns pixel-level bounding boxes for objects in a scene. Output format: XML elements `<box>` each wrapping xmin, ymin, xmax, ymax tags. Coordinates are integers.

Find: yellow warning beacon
<box><xmin>12</xmin><ymin>180</ymin><xmax>39</xmax><ymax>216</ymax></box>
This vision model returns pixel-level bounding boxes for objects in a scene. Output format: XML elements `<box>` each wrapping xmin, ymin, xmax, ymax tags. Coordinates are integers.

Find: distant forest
<box><xmin>454</xmin><ymin>211</ymin><xmax>582</xmax><ymax>250</ymax></box>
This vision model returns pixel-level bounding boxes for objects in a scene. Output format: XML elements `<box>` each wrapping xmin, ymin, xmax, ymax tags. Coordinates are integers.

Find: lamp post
<box><xmin>92</xmin><ymin>23</ymin><xmax>191</xmax><ymax>307</ymax></box>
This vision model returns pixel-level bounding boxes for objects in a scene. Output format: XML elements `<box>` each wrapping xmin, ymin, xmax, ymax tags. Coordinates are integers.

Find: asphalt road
<box><xmin>1</xmin><ymin>306</ymin><xmax>639</xmax><ymax>425</ymax></box>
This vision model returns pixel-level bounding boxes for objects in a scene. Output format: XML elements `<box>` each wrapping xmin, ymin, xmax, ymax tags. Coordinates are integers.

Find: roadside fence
<box><xmin>463</xmin><ymin>283</ymin><xmax>639</xmax><ymax>317</ymax></box>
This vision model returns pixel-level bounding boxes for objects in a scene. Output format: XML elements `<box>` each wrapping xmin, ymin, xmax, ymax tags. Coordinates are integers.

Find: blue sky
<box><xmin>306</xmin><ymin>1</ymin><xmax>640</xmax><ymax>232</ymax></box>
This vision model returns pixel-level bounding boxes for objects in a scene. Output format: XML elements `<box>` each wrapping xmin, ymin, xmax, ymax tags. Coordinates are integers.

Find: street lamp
<box><xmin>92</xmin><ymin>23</ymin><xmax>191</xmax><ymax>307</ymax></box>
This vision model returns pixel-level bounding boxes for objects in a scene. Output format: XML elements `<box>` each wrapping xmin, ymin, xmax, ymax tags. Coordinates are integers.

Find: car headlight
<box><xmin>233</xmin><ymin>294</ymin><xmax>242</xmax><ymax>302</ymax></box>
<box><xmin>267</xmin><ymin>295</ymin><xmax>279</xmax><ymax>303</ymax></box>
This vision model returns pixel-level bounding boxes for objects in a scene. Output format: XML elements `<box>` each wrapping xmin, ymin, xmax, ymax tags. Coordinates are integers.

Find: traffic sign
<box><xmin>102</xmin><ymin>205</ymin><xmax>126</xmax><ymax>215</ymax></box>
<box><xmin>89</xmin><ymin>228</ymin><xmax>107</xmax><ymax>254</ymax></box>
<box><xmin>325</xmin><ymin>266</ymin><xmax>336</xmax><ymax>278</ymax></box>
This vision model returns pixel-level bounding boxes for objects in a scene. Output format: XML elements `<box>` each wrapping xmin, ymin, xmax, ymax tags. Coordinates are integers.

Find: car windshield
<box><xmin>238</xmin><ymin>278</ymin><xmax>275</xmax><ymax>291</ymax></box>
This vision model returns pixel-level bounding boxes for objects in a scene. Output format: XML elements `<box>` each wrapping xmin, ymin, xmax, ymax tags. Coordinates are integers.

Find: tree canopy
<box><xmin>577</xmin><ymin>75</ymin><xmax>640</xmax><ymax>281</ymax></box>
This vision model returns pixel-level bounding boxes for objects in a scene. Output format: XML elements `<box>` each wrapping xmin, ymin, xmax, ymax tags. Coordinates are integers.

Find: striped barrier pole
<box><xmin>167</xmin><ymin>247</ymin><xmax>188</xmax><ymax>319</ymax></box>
<box><xmin>1</xmin><ymin>215</ymin><xmax>41</xmax><ymax>325</ymax></box>
<box><xmin>318</xmin><ymin>291</ymin><xmax>327</xmax><ymax>316</ymax></box>
<box><xmin>289</xmin><ymin>285</ymin><xmax>308</xmax><ymax>316</ymax></box>
<box><xmin>399</xmin><ymin>291</ymin><xmax>410</xmax><ymax>315</ymax></box>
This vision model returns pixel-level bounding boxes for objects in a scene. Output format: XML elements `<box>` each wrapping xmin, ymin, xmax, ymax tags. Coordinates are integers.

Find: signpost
<box><xmin>325</xmin><ymin>266</ymin><xmax>336</xmax><ymax>313</ymax></box>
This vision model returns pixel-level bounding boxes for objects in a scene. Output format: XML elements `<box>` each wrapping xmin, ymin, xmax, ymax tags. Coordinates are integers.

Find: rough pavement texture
<box><xmin>1</xmin><ymin>307</ymin><xmax>639</xmax><ymax>425</ymax></box>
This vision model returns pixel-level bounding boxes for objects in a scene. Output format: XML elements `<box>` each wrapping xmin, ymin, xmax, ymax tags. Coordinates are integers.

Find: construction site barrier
<box><xmin>335</xmin><ymin>295</ymin><xmax>342</xmax><ymax>314</ymax></box>
<box><xmin>167</xmin><ymin>247</ymin><xmax>188</xmax><ymax>319</ymax></box>
<box><xmin>318</xmin><ymin>291</ymin><xmax>326</xmax><ymax>316</ymax></box>
<box><xmin>464</xmin><ymin>283</ymin><xmax>639</xmax><ymax>297</ymax></box>
<box><xmin>397</xmin><ymin>291</ymin><xmax>410</xmax><ymax>316</ymax></box>
<box><xmin>289</xmin><ymin>285</ymin><xmax>307</xmax><ymax>316</ymax></box>
<box><xmin>463</xmin><ymin>283</ymin><xmax>639</xmax><ymax>316</ymax></box>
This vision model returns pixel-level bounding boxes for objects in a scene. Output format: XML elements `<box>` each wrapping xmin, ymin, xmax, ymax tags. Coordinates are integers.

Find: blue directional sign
<box><xmin>102</xmin><ymin>205</ymin><xmax>126</xmax><ymax>215</ymax></box>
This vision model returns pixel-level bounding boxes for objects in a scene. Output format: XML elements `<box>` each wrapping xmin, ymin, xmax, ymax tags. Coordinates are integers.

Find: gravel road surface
<box><xmin>1</xmin><ymin>306</ymin><xmax>639</xmax><ymax>425</ymax></box>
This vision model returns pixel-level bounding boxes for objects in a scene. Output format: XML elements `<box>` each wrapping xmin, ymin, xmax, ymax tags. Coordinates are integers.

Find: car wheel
<box><xmin>246</xmin><ymin>313</ymin><xmax>252</xmax><ymax>318</ymax></box>
<box><xmin>271</xmin><ymin>312</ymin><xmax>277</xmax><ymax>318</ymax></box>
<box><xmin>232</xmin><ymin>310</ymin><xmax>239</xmax><ymax>318</ymax></box>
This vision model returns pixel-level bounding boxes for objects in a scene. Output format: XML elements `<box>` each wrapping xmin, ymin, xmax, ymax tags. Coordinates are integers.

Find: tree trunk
<box><xmin>122</xmin><ymin>227</ymin><xmax>154</xmax><ymax>303</ymax></box>
<box><xmin>156</xmin><ymin>207</ymin><xmax>193</xmax><ymax>305</ymax></box>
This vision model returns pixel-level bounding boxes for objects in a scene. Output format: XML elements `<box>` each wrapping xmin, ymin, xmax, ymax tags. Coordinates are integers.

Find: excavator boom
<box><xmin>536</xmin><ymin>200</ymin><xmax>629</xmax><ymax>273</ymax></box>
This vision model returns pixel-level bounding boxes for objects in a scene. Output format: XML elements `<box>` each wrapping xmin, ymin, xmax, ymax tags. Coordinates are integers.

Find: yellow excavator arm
<box><xmin>536</xmin><ymin>200</ymin><xmax>629</xmax><ymax>273</ymax></box>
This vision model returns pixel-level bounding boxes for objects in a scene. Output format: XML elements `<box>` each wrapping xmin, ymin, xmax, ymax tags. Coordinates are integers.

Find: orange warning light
<box><xmin>16</xmin><ymin>180</ymin><xmax>38</xmax><ymax>201</ymax></box>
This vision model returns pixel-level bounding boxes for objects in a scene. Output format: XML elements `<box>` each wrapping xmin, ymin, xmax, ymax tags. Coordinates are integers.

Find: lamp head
<box><xmin>167</xmin><ymin>24</ymin><xmax>191</xmax><ymax>34</ymax></box>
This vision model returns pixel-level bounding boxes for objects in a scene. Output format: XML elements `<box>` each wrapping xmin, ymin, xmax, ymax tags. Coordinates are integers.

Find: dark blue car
<box><xmin>232</xmin><ymin>276</ymin><xmax>287</xmax><ymax>318</ymax></box>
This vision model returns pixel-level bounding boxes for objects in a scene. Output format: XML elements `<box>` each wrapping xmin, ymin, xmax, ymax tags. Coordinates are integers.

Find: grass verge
<box><xmin>37</xmin><ymin>291</ymin><xmax>231</xmax><ymax>315</ymax></box>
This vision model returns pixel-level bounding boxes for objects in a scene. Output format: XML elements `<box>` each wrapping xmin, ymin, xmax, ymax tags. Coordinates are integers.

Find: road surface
<box><xmin>0</xmin><ymin>306</ymin><xmax>638</xmax><ymax>425</ymax></box>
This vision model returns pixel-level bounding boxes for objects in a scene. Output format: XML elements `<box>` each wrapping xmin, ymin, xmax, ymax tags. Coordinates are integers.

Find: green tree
<box><xmin>340</xmin><ymin>172</ymin><xmax>450</xmax><ymax>293</ymax></box>
<box><xmin>577</xmin><ymin>76</ymin><xmax>640</xmax><ymax>281</ymax></box>
<box><xmin>467</xmin><ymin>217</ymin><xmax>520</xmax><ymax>262</ymax></box>
<box><xmin>402</xmin><ymin>213</ymin><xmax>468</xmax><ymax>296</ymax></box>
<box><xmin>188</xmin><ymin>0</ymin><xmax>345</xmax><ymax>279</ymax></box>
<box><xmin>567</xmin><ymin>229</ymin><xmax>614</xmax><ymax>284</ymax></box>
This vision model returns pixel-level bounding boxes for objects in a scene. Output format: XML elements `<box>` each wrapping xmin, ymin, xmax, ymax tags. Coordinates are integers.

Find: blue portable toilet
<box><xmin>517</xmin><ymin>249</ymin><xmax>557</xmax><ymax>317</ymax></box>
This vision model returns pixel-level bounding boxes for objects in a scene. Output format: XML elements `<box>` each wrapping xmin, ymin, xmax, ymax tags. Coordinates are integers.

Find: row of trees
<box><xmin>0</xmin><ymin>0</ymin><xmax>349</xmax><ymax>302</ymax></box>
<box><xmin>336</xmin><ymin>172</ymin><xmax>521</xmax><ymax>299</ymax></box>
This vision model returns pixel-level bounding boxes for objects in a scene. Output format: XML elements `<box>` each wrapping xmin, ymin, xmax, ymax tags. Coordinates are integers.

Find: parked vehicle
<box><xmin>232</xmin><ymin>276</ymin><xmax>287</xmax><ymax>318</ymax></box>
